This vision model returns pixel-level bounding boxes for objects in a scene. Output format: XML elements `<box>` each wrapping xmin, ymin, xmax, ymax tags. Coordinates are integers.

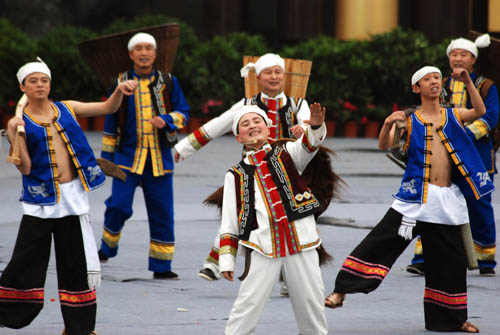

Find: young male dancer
<box><xmin>0</xmin><ymin>59</ymin><xmax>136</xmax><ymax>335</ymax></box>
<box><xmin>325</xmin><ymin>66</ymin><xmax>492</xmax><ymax>333</ymax></box>
<box><xmin>408</xmin><ymin>34</ymin><xmax>498</xmax><ymax>276</ymax></box>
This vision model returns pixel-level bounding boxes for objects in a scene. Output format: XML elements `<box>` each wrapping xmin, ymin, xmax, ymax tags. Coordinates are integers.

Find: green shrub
<box><xmin>0</xmin><ymin>16</ymin><xmax>460</xmax><ymax>125</ymax></box>
<box><xmin>366</xmin><ymin>27</ymin><xmax>449</xmax><ymax>108</ymax></box>
<box><xmin>0</xmin><ymin>19</ymin><xmax>37</xmax><ymax>115</ymax></box>
<box><xmin>193</xmin><ymin>32</ymin><xmax>270</xmax><ymax>116</ymax></box>
<box><xmin>36</xmin><ymin>26</ymin><xmax>99</xmax><ymax>102</ymax></box>
<box><xmin>281</xmin><ymin>36</ymin><xmax>372</xmax><ymax>120</ymax></box>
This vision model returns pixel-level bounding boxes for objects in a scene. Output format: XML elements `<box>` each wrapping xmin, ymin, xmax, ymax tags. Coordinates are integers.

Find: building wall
<box><xmin>0</xmin><ymin>0</ymin><xmax>496</xmax><ymax>43</ymax></box>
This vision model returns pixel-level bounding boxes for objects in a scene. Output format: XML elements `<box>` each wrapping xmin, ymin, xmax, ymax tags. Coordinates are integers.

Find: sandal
<box><xmin>459</xmin><ymin>321</ymin><xmax>479</xmax><ymax>333</ymax></box>
<box><xmin>325</xmin><ymin>292</ymin><xmax>345</xmax><ymax>309</ymax></box>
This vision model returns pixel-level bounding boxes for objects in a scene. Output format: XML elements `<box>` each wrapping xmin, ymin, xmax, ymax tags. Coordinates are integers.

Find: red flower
<box><xmin>343</xmin><ymin>101</ymin><xmax>357</xmax><ymax>111</ymax></box>
<box><xmin>7</xmin><ymin>100</ymin><xmax>16</xmax><ymax>107</ymax></box>
<box><xmin>207</xmin><ymin>99</ymin><xmax>223</xmax><ymax>106</ymax></box>
<box><xmin>360</xmin><ymin>116</ymin><xmax>368</xmax><ymax>124</ymax></box>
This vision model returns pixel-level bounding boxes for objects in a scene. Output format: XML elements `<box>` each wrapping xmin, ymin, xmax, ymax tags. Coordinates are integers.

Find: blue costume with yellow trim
<box><xmin>411</xmin><ymin>73</ymin><xmax>498</xmax><ymax>270</ymax></box>
<box><xmin>333</xmin><ymin>108</ymin><xmax>494</xmax><ymax>331</ymax></box>
<box><xmin>396</xmin><ymin>108</ymin><xmax>494</xmax><ymax>203</ymax></box>
<box><xmin>22</xmin><ymin>101</ymin><xmax>105</xmax><ymax>205</ymax></box>
<box><xmin>99</xmin><ymin>69</ymin><xmax>189</xmax><ymax>273</ymax></box>
<box><xmin>1</xmin><ymin>101</ymin><xmax>101</xmax><ymax>334</ymax></box>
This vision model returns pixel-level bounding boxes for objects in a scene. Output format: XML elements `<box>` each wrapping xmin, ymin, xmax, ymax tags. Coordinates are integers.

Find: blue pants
<box><xmin>466</xmin><ymin>192</ymin><xmax>496</xmax><ymax>269</ymax></box>
<box><xmin>100</xmin><ymin>159</ymin><xmax>175</xmax><ymax>273</ymax></box>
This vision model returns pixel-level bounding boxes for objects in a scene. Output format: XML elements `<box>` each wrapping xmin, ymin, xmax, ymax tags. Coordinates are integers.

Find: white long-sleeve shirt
<box><xmin>174</xmin><ymin>93</ymin><xmax>310</xmax><ymax>160</ymax></box>
<box><xmin>218</xmin><ymin>124</ymin><xmax>326</xmax><ymax>273</ymax></box>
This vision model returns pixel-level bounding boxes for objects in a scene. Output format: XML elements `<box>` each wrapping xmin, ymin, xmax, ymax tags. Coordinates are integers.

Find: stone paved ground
<box><xmin>0</xmin><ymin>133</ymin><xmax>498</xmax><ymax>334</ymax></box>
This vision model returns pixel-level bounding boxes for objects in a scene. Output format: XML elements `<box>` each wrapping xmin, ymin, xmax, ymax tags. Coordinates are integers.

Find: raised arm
<box><xmin>453</xmin><ymin>68</ymin><xmax>486</xmax><ymax>123</ymax></box>
<box><xmin>7</xmin><ymin>116</ymin><xmax>31</xmax><ymax>175</ymax></box>
<box><xmin>378</xmin><ymin>110</ymin><xmax>407</xmax><ymax>150</ymax></box>
<box><xmin>286</xmin><ymin>102</ymin><xmax>326</xmax><ymax>173</ymax></box>
<box><xmin>64</xmin><ymin>80</ymin><xmax>137</xmax><ymax>117</ymax></box>
<box><xmin>174</xmin><ymin>99</ymin><xmax>245</xmax><ymax>162</ymax></box>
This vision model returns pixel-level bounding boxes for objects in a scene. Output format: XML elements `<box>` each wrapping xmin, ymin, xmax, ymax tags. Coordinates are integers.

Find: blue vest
<box><xmin>22</xmin><ymin>101</ymin><xmax>105</xmax><ymax>205</ymax></box>
<box><xmin>394</xmin><ymin>108</ymin><xmax>494</xmax><ymax>203</ymax></box>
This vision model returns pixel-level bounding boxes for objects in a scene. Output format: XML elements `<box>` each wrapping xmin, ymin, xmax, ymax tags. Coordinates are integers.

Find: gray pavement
<box><xmin>0</xmin><ymin>133</ymin><xmax>499</xmax><ymax>335</ymax></box>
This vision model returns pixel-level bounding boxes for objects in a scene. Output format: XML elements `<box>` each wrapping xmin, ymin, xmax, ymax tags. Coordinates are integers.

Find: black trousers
<box><xmin>0</xmin><ymin>215</ymin><xmax>96</xmax><ymax>335</ymax></box>
<box><xmin>334</xmin><ymin>208</ymin><xmax>467</xmax><ymax>332</ymax></box>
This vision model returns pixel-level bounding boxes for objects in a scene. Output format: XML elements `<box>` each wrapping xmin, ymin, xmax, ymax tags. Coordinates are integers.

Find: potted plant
<box><xmin>361</xmin><ymin>103</ymin><xmax>390</xmax><ymax>138</ymax></box>
<box><xmin>336</xmin><ymin>100</ymin><xmax>362</xmax><ymax>138</ymax></box>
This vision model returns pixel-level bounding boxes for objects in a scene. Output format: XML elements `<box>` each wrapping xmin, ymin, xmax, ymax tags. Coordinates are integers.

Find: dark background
<box><xmin>0</xmin><ymin>0</ymin><xmax>496</xmax><ymax>45</ymax></box>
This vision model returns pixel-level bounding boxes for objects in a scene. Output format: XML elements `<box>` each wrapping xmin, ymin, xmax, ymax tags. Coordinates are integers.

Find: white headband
<box><xmin>16</xmin><ymin>57</ymin><xmax>51</xmax><ymax>84</ymax></box>
<box><xmin>128</xmin><ymin>32</ymin><xmax>157</xmax><ymax>51</ymax></box>
<box><xmin>240</xmin><ymin>53</ymin><xmax>285</xmax><ymax>77</ymax></box>
<box><xmin>411</xmin><ymin>66</ymin><xmax>442</xmax><ymax>86</ymax></box>
<box><xmin>232</xmin><ymin>105</ymin><xmax>272</xmax><ymax>135</ymax></box>
<box><xmin>446</xmin><ymin>33</ymin><xmax>490</xmax><ymax>58</ymax></box>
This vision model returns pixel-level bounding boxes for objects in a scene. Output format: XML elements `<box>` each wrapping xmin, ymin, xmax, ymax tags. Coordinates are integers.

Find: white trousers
<box><xmin>225</xmin><ymin>249</ymin><xmax>328</xmax><ymax>335</ymax></box>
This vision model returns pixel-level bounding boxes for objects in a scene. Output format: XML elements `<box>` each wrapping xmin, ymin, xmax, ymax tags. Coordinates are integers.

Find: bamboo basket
<box><xmin>243</xmin><ymin>56</ymin><xmax>312</xmax><ymax>99</ymax></box>
<box><xmin>78</xmin><ymin>23</ymin><xmax>181</xmax><ymax>88</ymax></box>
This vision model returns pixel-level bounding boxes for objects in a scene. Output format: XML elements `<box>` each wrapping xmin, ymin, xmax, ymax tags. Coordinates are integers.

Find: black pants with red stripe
<box><xmin>0</xmin><ymin>215</ymin><xmax>96</xmax><ymax>335</ymax></box>
<box><xmin>334</xmin><ymin>208</ymin><xmax>468</xmax><ymax>332</ymax></box>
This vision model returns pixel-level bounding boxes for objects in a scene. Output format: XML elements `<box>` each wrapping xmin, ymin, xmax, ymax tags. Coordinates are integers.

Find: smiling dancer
<box><xmin>219</xmin><ymin>103</ymin><xmax>328</xmax><ymax>335</ymax></box>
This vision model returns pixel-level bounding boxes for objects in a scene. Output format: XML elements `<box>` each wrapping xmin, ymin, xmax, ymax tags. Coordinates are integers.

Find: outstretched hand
<box><xmin>149</xmin><ymin>116</ymin><xmax>166</xmax><ymax>129</ymax></box>
<box><xmin>174</xmin><ymin>151</ymin><xmax>184</xmax><ymax>163</ymax></box>
<box><xmin>304</xmin><ymin>102</ymin><xmax>326</xmax><ymax>128</ymax></box>
<box><xmin>384</xmin><ymin>110</ymin><xmax>406</xmax><ymax>127</ymax></box>
<box><xmin>117</xmin><ymin>80</ymin><xmax>138</xmax><ymax>96</ymax></box>
<box><xmin>451</xmin><ymin>67</ymin><xmax>472</xmax><ymax>84</ymax></box>
<box><xmin>222</xmin><ymin>271</ymin><xmax>234</xmax><ymax>281</ymax></box>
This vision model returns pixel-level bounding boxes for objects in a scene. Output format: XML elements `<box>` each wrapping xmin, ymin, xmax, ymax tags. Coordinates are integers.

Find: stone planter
<box><xmin>188</xmin><ymin>117</ymin><xmax>206</xmax><ymax>133</ymax></box>
<box><xmin>77</xmin><ymin>117</ymin><xmax>89</xmax><ymax>131</ymax></box>
<box><xmin>343</xmin><ymin>120</ymin><xmax>358</xmax><ymax>138</ymax></box>
<box><xmin>325</xmin><ymin>120</ymin><xmax>336</xmax><ymax>137</ymax></box>
<box><xmin>364</xmin><ymin>120</ymin><xmax>381</xmax><ymax>138</ymax></box>
<box><xmin>92</xmin><ymin>116</ymin><xmax>106</xmax><ymax>131</ymax></box>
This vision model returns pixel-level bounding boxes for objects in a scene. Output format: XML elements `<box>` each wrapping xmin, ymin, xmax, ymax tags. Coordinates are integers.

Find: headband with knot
<box><xmin>446</xmin><ymin>34</ymin><xmax>490</xmax><ymax>58</ymax></box>
<box><xmin>16</xmin><ymin>57</ymin><xmax>51</xmax><ymax>84</ymax></box>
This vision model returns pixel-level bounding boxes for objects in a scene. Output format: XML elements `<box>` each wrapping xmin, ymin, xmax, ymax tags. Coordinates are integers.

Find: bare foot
<box><xmin>325</xmin><ymin>292</ymin><xmax>345</xmax><ymax>309</ymax></box>
<box><xmin>459</xmin><ymin>321</ymin><xmax>479</xmax><ymax>333</ymax></box>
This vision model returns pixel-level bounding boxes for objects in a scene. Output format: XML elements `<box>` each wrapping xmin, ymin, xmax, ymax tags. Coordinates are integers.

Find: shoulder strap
<box><xmin>479</xmin><ymin>78</ymin><xmax>494</xmax><ymax>100</ymax></box>
<box><xmin>159</xmin><ymin>71</ymin><xmax>173</xmax><ymax>93</ymax></box>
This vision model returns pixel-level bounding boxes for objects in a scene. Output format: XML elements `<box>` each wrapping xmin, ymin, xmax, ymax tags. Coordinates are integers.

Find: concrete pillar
<box><xmin>336</xmin><ymin>0</ymin><xmax>399</xmax><ymax>40</ymax></box>
<box><xmin>489</xmin><ymin>0</ymin><xmax>500</xmax><ymax>31</ymax></box>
